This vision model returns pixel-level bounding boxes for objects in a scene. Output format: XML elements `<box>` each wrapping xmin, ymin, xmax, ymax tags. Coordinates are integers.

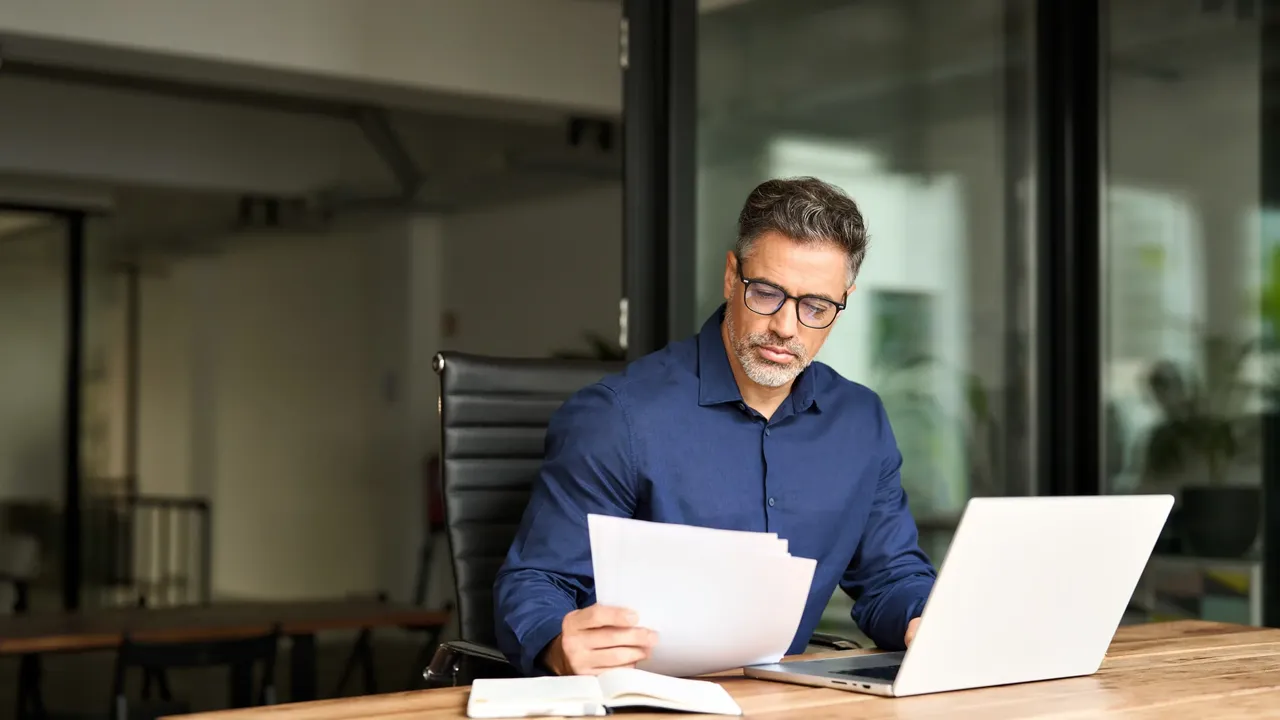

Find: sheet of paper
<box><xmin>588</xmin><ymin>514</ymin><xmax>816</xmax><ymax>677</ymax></box>
<box><xmin>588</xmin><ymin>514</ymin><xmax>789</xmax><ymax>557</ymax></box>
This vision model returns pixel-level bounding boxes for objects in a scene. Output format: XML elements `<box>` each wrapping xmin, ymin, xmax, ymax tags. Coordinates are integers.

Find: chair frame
<box><xmin>110</xmin><ymin>626</ymin><xmax>281</xmax><ymax>719</ymax></box>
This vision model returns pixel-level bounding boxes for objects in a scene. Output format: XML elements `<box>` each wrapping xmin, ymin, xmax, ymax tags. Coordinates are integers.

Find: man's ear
<box><xmin>723</xmin><ymin>251</ymin><xmax>738</xmax><ymax>300</ymax></box>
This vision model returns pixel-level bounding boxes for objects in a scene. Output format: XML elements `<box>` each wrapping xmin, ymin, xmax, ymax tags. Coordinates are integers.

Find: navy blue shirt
<box><xmin>494</xmin><ymin>306</ymin><xmax>937</xmax><ymax>675</ymax></box>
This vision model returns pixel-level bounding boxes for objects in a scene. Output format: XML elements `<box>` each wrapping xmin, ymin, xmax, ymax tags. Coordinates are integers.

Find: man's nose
<box><xmin>768</xmin><ymin>301</ymin><xmax>799</xmax><ymax>338</ymax></box>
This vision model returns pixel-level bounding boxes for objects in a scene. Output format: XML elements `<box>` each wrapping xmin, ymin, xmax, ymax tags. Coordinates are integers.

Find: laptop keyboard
<box><xmin>834</xmin><ymin>664</ymin><xmax>901</xmax><ymax>681</ymax></box>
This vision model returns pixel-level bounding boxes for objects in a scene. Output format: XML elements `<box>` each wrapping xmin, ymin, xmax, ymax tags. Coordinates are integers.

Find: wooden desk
<box><xmin>0</xmin><ymin>599</ymin><xmax>450</xmax><ymax>703</ymax></box>
<box><xmin>0</xmin><ymin>599</ymin><xmax>449</xmax><ymax>655</ymax></box>
<box><xmin>173</xmin><ymin>620</ymin><xmax>1280</xmax><ymax>718</ymax></box>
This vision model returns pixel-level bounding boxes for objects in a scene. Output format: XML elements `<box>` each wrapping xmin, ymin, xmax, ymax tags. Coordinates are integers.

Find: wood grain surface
<box><xmin>0</xmin><ymin>599</ymin><xmax>450</xmax><ymax>654</ymax></box>
<box><xmin>168</xmin><ymin>620</ymin><xmax>1280</xmax><ymax>719</ymax></box>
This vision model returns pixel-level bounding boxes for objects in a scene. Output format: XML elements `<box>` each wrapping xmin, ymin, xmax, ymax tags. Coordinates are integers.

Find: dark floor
<box><xmin>0</xmin><ymin>630</ymin><xmax>443</xmax><ymax>720</ymax></box>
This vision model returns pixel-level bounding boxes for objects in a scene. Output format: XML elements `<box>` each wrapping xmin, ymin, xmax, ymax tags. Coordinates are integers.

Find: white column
<box><xmin>368</xmin><ymin>214</ymin><xmax>444</xmax><ymax>602</ymax></box>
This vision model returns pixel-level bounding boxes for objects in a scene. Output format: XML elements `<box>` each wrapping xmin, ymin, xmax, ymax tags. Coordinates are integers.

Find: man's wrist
<box><xmin>522</xmin><ymin>613</ymin><xmax>572</xmax><ymax>676</ymax></box>
<box><xmin>538</xmin><ymin>633</ymin><xmax>566</xmax><ymax>675</ymax></box>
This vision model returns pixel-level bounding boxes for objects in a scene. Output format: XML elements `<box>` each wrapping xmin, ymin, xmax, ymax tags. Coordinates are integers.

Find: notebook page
<box><xmin>467</xmin><ymin>676</ymin><xmax>606</xmax><ymax>719</ymax></box>
<box><xmin>597</xmin><ymin>668</ymin><xmax>743</xmax><ymax>716</ymax></box>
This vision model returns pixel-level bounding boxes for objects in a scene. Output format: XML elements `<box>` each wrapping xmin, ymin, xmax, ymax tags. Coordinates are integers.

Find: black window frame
<box><xmin>0</xmin><ymin>203</ymin><xmax>88</xmax><ymax>610</ymax></box>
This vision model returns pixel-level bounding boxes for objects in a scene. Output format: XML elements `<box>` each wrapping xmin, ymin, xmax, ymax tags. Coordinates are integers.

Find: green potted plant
<box><xmin>1139</xmin><ymin>335</ymin><xmax>1263</xmax><ymax>558</ymax></box>
<box><xmin>872</xmin><ymin>355</ymin><xmax>999</xmax><ymax>517</ymax></box>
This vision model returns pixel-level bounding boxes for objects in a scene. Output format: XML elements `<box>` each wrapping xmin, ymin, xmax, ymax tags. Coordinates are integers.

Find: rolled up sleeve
<box><xmin>841</xmin><ymin>396</ymin><xmax>937</xmax><ymax>650</ymax></box>
<box><xmin>493</xmin><ymin>382</ymin><xmax>638</xmax><ymax>675</ymax></box>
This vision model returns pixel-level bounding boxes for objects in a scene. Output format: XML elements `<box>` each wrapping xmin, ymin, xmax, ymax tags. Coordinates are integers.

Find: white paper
<box><xmin>598</xmin><ymin>668</ymin><xmax>743</xmax><ymax>715</ymax></box>
<box><xmin>467</xmin><ymin>668</ymin><xmax>743</xmax><ymax>718</ymax></box>
<box><xmin>588</xmin><ymin>514</ymin><xmax>789</xmax><ymax>558</ymax></box>
<box><xmin>588</xmin><ymin>514</ymin><xmax>816</xmax><ymax>678</ymax></box>
<box><xmin>467</xmin><ymin>675</ymin><xmax>606</xmax><ymax>718</ymax></box>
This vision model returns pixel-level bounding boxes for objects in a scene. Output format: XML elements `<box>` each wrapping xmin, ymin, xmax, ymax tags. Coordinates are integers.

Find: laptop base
<box><xmin>744</xmin><ymin>652</ymin><xmax>904</xmax><ymax>697</ymax></box>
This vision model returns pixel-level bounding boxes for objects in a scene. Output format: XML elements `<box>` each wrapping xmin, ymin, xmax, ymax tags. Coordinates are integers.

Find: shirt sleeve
<box><xmin>493</xmin><ymin>382</ymin><xmax>639</xmax><ymax>675</ymax></box>
<box><xmin>840</xmin><ymin>394</ymin><xmax>938</xmax><ymax>651</ymax></box>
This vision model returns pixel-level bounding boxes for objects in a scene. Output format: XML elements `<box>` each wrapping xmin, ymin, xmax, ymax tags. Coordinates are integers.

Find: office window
<box><xmin>0</xmin><ymin>209</ymin><xmax>73</xmax><ymax>612</ymax></box>
<box><xmin>1103</xmin><ymin>0</ymin><xmax>1266</xmax><ymax>625</ymax></box>
<box><xmin>695</xmin><ymin>0</ymin><xmax>1036</xmax><ymax>639</ymax></box>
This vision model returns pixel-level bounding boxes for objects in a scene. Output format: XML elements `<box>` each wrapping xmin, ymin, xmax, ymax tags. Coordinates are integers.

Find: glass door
<box><xmin>1102</xmin><ymin>0</ymin><xmax>1275</xmax><ymax>627</ymax></box>
<box><xmin>688</xmin><ymin>0</ymin><xmax>1039</xmax><ymax>641</ymax></box>
<box><xmin>0</xmin><ymin>207</ymin><xmax>77</xmax><ymax>612</ymax></box>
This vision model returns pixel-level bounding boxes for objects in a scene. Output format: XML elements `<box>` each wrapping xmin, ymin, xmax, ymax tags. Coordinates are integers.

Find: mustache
<box><xmin>747</xmin><ymin>333</ymin><xmax>806</xmax><ymax>358</ymax></box>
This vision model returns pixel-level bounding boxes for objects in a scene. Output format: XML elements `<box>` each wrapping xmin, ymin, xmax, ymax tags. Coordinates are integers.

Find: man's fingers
<box><xmin>584</xmin><ymin>626</ymin><xmax>658</xmax><ymax>651</ymax></box>
<box><xmin>567</xmin><ymin>604</ymin><xmax>638</xmax><ymax>631</ymax></box>
<box><xmin>904</xmin><ymin>617</ymin><xmax>921</xmax><ymax>647</ymax></box>
<box><xmin>583</xmin><ymin>645</ymin><xmax>652</xmax><ymax>674</ymax></box>
<box><xmin>557</xmin><ymin>605</ymin><xmax>659</xmax><ymax>675</ymax></box>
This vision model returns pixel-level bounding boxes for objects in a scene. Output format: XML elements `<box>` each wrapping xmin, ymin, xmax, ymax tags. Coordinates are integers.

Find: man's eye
<box><xmin>803</xmin><ymin>301</ymin><xmax>832</xmax><ymax>318</ymax></box>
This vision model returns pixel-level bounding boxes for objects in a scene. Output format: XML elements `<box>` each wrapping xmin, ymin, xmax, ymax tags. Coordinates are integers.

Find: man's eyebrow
<box><xmin>744</xmin><ymin>274</ymin><xmax>844</xmax><ymax>305</ymax></box>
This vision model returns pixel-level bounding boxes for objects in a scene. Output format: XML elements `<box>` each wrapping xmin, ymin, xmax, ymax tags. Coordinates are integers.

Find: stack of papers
<box><xmin>588</xmin><ymin>514</ymin><xmax>816</xmax><ymax>677</ymax></box>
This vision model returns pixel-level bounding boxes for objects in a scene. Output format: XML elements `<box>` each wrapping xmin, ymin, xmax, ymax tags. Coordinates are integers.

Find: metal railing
<box><xmin>83</xmin><ymin>494</ymin><xmax>212</xmax><ymax>607</ymax></box>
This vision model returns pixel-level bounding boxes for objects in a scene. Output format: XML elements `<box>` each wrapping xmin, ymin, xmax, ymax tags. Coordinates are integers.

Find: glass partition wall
<box><xmin>0</xmin><ymin>207</ymin><xmax>77</xmax><ymax>612</ymax></box>
<box><xmin>1102</xmin><ymin>0</ymin><xmax>1274</xmax><ymax>627</ymax></box>
<box><xmin>692</xmin><ymin>0</ymin><xmax>1037</xmax><ymax>640</ymax></box>
<box><xmin>626</xmin><ymin>0</ymin><xmax>1280</xmax><ymax>638</ymax></box>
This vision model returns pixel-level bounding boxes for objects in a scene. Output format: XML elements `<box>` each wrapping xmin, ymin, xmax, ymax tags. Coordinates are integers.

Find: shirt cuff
<box><xmin>867</xmin><ymin>580</ymin><xmax>931</xmax><ymax>650</ymax></box>
<box><xmin>903</xmin><ymin>595</ymin><xmax>928</xmax><ymax>628</ymax></box>
<box><xmin>520</xmin><ymin>614</ymin><xmax>568</xmax><ymax>676</ymax></box>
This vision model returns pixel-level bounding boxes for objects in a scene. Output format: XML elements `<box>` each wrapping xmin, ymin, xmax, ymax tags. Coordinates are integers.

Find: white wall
<box><xmin>0</xmin><ymin>0</ymin><xmax>621</xmax><ymax>116</ymax></box>
<box><xmin>443</xmin><ymin>184</ymin><xmax>623</xmax><ymax>357</ymax></box>
<box><xmin>120</xmin><ymin>183</ymin><xmax>620</xmax><ymax>602</ymax></box>
<box><xmin>0</xmin><ymin>188</ymin><xmax>620</xmax><ymax>606</ymax></box>
<box><xmin>130</xmin><ymin>214</ymin><xmax>442</xmax><ymax>600</ymax></box>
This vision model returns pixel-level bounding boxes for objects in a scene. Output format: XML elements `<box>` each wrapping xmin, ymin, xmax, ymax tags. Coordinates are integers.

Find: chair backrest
<box><xmin>434</xmin><ymin>351</ymin><xmax>623</xmax><ymax>646</ymax></box>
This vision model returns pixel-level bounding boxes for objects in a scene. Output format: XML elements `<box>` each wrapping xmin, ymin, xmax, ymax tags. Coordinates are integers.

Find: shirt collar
<box><xmin>696</xmin><ymin>304</ymin><xmax>822</xmax><ymax>413</ymax></box>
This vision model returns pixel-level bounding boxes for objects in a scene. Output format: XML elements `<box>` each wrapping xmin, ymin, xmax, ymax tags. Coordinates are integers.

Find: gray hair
<box><xmin>735</xmin><ymin>176</ymin><xmax>869</xmax><ymax>285</ymax></box>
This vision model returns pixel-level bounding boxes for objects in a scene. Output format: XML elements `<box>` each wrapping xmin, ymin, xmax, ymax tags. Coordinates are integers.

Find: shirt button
<box><xmin>764</xmin><ymin>428</ymin><xmax>771</xmax><ymax>436</ymax></box>
<box><xmin>768</xmin><ymin>497</ymin><xmax>776</xmax><ymax>507</ymax></box>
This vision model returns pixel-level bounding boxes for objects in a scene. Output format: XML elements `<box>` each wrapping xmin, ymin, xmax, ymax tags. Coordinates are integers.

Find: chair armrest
<box><xmin>423</xmin><ymin>640</ymin><xmax>520</xmax><ymax>687</ymax></box>
<box><xmin>808</xmin><ymin>632</ymin><xmax>863</xmax><ymax>651</ymax></box>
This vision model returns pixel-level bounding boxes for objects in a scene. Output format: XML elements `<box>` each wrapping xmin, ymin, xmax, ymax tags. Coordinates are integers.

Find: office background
<box><xmin>622</xmin><ymin>0</ymin><xmax>1280</xmax><ymax>634</ymax></box>
<box><xmin>0</xmin><ymin>0</ymin><xmax>1276</xmax><ymax>714</ymax></box>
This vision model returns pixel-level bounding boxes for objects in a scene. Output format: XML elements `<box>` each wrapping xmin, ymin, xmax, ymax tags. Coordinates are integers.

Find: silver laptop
<box><xmin>744</xmin><ymin>494</ymin><xmax>1173</xmax><ymax>697</ymax></box>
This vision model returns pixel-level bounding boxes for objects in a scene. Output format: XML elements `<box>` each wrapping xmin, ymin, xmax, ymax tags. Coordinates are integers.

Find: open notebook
<box><xmin>466</xmin><ymin>668</ymin><xmax>743</xmax><ymax>718</ymax></box>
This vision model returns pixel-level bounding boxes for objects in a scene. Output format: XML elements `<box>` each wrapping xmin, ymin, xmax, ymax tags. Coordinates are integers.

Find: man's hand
<box><xmin>543</xmin><ymin>605</ymin><xmax>658</xmax><ymax>676</ymax></box>
<box><xmin>904</xmin><ymin>617</ymin><xmax>921</xmax><ymax>648</ymax></box>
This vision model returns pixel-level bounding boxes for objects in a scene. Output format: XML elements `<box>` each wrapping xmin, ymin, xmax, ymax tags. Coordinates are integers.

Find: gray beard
<box><xmin>726</xmin><ymin>311</ymin><xmax>810</xmax><ymax>388</ymax></box>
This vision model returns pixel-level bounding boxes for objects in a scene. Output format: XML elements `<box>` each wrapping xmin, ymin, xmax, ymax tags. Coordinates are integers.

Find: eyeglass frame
<box><xmin>734</xmin><ymin>261</ymin><xmax>847</xmax><ymax>329</ymax></box>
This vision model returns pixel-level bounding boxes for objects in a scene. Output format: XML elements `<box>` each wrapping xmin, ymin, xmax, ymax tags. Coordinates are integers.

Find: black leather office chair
<box><xmin>422</xmin><ymin>351</ymin><xmax>859</xmax><ymax>686</ymax></box>
<box><xmin>423</xmin><ymin>351</ymin><xmax>624</xmax><ymax>686</ymax></box>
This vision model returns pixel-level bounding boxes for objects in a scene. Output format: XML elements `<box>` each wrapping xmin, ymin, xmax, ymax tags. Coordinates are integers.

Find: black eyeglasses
<box><xmin>737</xmin><ymin>269</ymin><xmax>846</xmax><ymax>330</ymax></box>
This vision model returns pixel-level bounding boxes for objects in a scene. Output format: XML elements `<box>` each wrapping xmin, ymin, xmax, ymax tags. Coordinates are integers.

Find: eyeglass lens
<box><xmin>744</xmin><ymin>282</ymin><xmax>838</xmax><ymax>328</ymax></box>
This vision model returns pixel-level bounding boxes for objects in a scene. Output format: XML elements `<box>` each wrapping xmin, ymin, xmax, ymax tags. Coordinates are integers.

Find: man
<box><xmin>494</xmin><ymin>176</ymin><xmax>937</xmax><ymax>677</ymax></box>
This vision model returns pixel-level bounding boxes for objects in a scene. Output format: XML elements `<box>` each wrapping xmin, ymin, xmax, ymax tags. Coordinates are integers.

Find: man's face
<box><xmin>722</xmin><ymin>231</ymin><xmax>854</xmax><ymax>388</ymax></box>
